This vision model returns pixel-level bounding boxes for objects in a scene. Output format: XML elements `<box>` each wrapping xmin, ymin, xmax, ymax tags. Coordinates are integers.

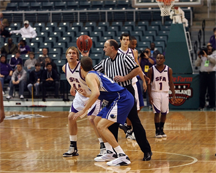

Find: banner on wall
<box><xmin>169</xmin><ymin>74</ymin><xmax>199</xmax><ymax>109</ymax></box>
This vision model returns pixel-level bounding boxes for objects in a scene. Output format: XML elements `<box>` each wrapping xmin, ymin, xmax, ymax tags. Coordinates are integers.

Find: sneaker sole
<box><xmin>63</xmin><ymin>153</ymin><xmax>79</xmax><ymax>157</ymax></box>
<box><xmin>155</xmin><ymin>135</ymin><xmax>162</xmax><ymax>138</ymax></box>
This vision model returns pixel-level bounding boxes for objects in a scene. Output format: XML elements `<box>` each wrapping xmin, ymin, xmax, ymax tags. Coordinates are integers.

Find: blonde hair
<box><xmin>66</xmin><ymin>46</ymin><xmax>79</xmax><ymax>60</ymax></box>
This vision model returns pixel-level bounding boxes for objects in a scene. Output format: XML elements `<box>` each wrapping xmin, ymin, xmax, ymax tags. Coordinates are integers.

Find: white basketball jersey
<box><xmin>118</xmin><ymin>48</ymin><xmax>138</xmax><ymax>84</ymax></box>
<box><xmin>65</xmin><ymin>62</ymin><xmax>92</xmax><ymax>95</ymax></box>
<box><xmin>151</xmin><ymin>65</ymin><xmax>169</xmax><ymax>92</ymax></box>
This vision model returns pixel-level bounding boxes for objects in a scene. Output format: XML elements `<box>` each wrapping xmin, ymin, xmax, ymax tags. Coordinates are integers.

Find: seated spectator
<box><xmin>9</xmin><ymin>51</ymin><xmax>23</xmax><ymax>70</ymax></box>
<box><xmin>43</xmin><ymin>57</ymin><xmax>58</xmax><ymax>73</ymax></box>
<box><xmin>41</xmin><ymin>63</ymin><xmax>59</xmax><ymax>101</ymax></box>
<box><xmin>27</xmin><ymin>62</ymin><xmax>42</xmax><ymax>97</ymax></box>
<box><xmin>18</xmin><ymin>39</ymin><xmax>30</xmax><ymax>55</ymax></box>
<box><xmin>6</xmin><ymin>63</ymin><xmax>27</xmax><ymax>99</ymax></box>
<box><xmin>0</xmin><ymin>38</ymin><xmax>18</xmax><ymax>55</ymax></box>
<box><xmin>24</xmin><ymin>52</ymin><xmax>37</xmax><ymax>72</ymax></box>
<box><xmin>150</xmin><ymin>42</ymin><xmax>160</xmax><ymax>59</ymax></box>
<box><xmin>37</xmin><ymin>48</ymin><xmax>49</xmax><ymax>65</ymax></box>
<box><xmin>209</xmin><ymin>28</ymin><xmax>216</xmax><ymax>50</ymax></box>
<box><xmin>10</xmin><ymin>20</ymin><xmax>37</xmax><ymax>38</ymax></box>
<box><xmin>0</xmin><ymin>13</ymin><xmax>9</xmax><ymax>27</ymax></box>
<box><xmin>0</xmin><ymin>24</ymin><xmax>11</xmax><ymax>38</ymax></box>
<box><xmin>0</xmin><ymin>55</ymin><xmax>13</xmax><ymax>94</ymax></box>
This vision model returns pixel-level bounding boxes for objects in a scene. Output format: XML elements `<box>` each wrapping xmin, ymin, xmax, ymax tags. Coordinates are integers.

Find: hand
<box><xmin>142</xmin><ymin>81</ymin><xmax>147</xmax><ymax>92</ymax></box>
<box><xmin>114</xmin><ymin>76</ymin><xmax>125</xmax><ymax>82</ymax></box>
<box><xmin>203</xmin><ymin>51</ymin><xmax>207</xmax><ymax>58</ymax></box>
<box><xmin>73</xmin><ymin>110</ymin><xmax>87</xmax><ymax>120</ymax></box>
<box><xmin>0</xmin><ymin>110</ymin><xmax>5</xmax><ymax>123</ymax></box>
<box><xmin>144</xmin><ymin>53</ymin><xmax>149</xmax><ymax>59</ymax></box>
<box><xmin>171</xmin><ymin>95</ymin><xmax>176</xmax><ymax>104</ymax></box>
<box><xmin>79</xmin><ymin>49</ymin><xmax>90</xmax><ymax>57</ymax></box>
<box><xmin>149</xmin><ymin>96</ymin><xmax>153</xmax><ymax>105</ymax></box>
<box><xmin>70</xmin><ymin>87</ymin><xmax>76</xmax><ymax>96</ymax></box>
<box><xmin>144</xmin><ymin>75</ymin><xmax>150</xmax><ymax>84</ymax></box>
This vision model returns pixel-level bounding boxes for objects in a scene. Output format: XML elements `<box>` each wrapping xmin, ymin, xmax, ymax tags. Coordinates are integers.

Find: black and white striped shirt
<box><xmin>94</xmin><ymin>53</ymin><xmax>139</xmax><ymax>87</ymax></box>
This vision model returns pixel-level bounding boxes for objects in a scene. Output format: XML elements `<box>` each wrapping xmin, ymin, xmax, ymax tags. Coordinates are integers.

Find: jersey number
<box><xmin>159</xmin><ymin>82</ymin><xmax>162</xmax><ymax>90</ymax></box>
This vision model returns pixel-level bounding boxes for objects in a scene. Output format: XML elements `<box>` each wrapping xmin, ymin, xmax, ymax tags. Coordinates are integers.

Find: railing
<box><xmin>202</xmin><ymin>20</ymin><xmax>205</xmax><ymax>47</ymax></box>
<box><xmin>207</xmin><ymin>0</ymin><xmax>212</xmax><ymax>18</ymax></box>
<box><xmin>2</xmin><ymin>8</ymin><xmax>193</xmax><ymax>25</ymax></box>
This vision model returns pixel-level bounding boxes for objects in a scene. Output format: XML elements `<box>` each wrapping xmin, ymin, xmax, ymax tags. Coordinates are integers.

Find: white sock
<box><xmin>104</xmin><ymin>142</ymin><xmax>114</xmax><ymax>153</ymax></box>
<box><xmin>98</xmin><ymin>138</ymin><xmax>103</xmax><ymax>143</ymax></box>
<box><xmin>69</xmin><ymin>135</ymin><xmax>77</xmax><ymax>141</ymax></box>
<box><xmin>114</xmin><ymin>146</ymin><xmax>125</xmax><ymax>155</ymax></box>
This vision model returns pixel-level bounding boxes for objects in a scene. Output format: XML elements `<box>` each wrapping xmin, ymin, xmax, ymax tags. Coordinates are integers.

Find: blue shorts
<box><xmin>97</xmin><ymin>90</ymin><xmax>134</xmax><ymax>124</ymax></box>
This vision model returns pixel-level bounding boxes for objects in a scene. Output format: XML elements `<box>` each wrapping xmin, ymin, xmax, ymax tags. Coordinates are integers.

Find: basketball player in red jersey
<box><xmin>147</xmin><ymin>54</ymin><xmax>176</xmax><ymax>138</ymax></box>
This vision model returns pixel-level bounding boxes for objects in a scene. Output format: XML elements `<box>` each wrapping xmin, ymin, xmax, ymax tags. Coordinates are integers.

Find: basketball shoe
<box><xmin>94</xmin><ymin>150</ymin><xmax>117</xmax><ymax>162</ymax></box>
<box><xmin>107</xmin><ymin>153</ymin><xmax>131</xmax><ymax>166</ymax></box>
<box><xmin>160</xmin><ymin>131</ymin><xmax>167</xmax><ymax>138</ymax></box>
<box><xmin>126</xmin><ymin>130</ymin><xmax>136</xmax><ymax>140</ymax></box>
<box><xmin>63</xmin><ymin>146</ymin><xmax>79</xmax><ymax>157</ymax></box>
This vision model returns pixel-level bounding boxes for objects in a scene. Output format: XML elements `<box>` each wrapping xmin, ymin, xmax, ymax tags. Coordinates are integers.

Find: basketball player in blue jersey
<box><xmin>147</xmin><ymin>54</ymin><xmax>176</xmax><ymax>138</ymax></box>
<box><xmin>73</xmin><ymin>56</ymin><xmax>134</xmax><ymax>166</ymax></box>
<box><xmin>62</xmin><ymin>46</ymin><xmax>105</xmax><ymax>158</ymax></box>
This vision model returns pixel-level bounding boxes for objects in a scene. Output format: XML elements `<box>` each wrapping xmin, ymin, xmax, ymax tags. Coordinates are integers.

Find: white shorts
<box><xmin>70</xmin><ymin>92</ymin><xmax>101</xmax><ymax>116</ymax></box>
<box><xmin>133</xmin><ymin>82</ymin><xmax>140</xmax><ymax>111</ymax></box>
<box><xmin>151</xmin><ymin>92</ymin><xmax>169</xmax><ymax>114</ymax></box>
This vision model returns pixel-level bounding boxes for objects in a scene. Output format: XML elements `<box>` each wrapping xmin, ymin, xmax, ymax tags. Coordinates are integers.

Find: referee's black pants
<box><xmin>108</xmin><ymin>84</ymin><xmax>151</xmax><ymax>154</ymax></box>
<box><xmin>199</xmin><ymin>71</ymin><xmax>215</xmax><ymax>108</ymax></box>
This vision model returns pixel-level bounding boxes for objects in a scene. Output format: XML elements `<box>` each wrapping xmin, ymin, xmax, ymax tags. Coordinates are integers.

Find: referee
<box><xmin>94</xmin><ymin>39</ymin><xmax>152</xmax><ymax>161</ymax></box>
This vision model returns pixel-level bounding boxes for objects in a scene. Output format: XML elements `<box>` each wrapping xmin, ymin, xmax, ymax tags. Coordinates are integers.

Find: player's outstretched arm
<box><xmin>73</xmin><ymin>73</ymin><xmax>100</xmax><ymax>120</ymax></box>
<box><xmin>0</xmin><ymin>81</ymin><xmax>5</xmax><ymax>123</ymax></box>
<box><xmin>147</xmin><ymin>68</ymin><xmax>153</xmax><ymax>105</ymax></box>
<box><xmin>168</xmin><ymin>68</ymin><xmax>176</xmax><ymax>104</ymax></box>
<box><xmin>133</xmin><ymin>50</ymin><xmax>147</xmax><ymax>91</ymax></box>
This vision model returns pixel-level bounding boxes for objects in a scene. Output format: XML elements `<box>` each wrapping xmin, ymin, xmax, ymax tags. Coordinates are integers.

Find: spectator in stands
<box><xmin>0</xmin><ymin>54</ymin><xmax>13</xmax><ymax>95</ymax></box>
<box><xmin>195</xmin><ymin>45</ymin><xmax>216</xmax><ymax>110</ymax></box>
<box><xmin>6</xmin><ymin>63</ymin><xmax>27</xmax><ymax>99</ymax></box>
<box><xmin>27</xmin><ymin>62</ymin><xmax>42</xmax><ymax>97</ymax></box>
<box><xmin>18</xmin><ymin>39</ymin><xmax>30</xmax><ymax>55</ymax></box>
<box><xmin>41</xmin><ymin>63</ymin><xmax>59</xmax><ymax>101</ymax></box>
<box><xmin>150</xmin><ymin>42</ymin><xmax>160</xmax><ymax>59</ymax></box>
<box><xmin>9</xmin><ymin>51</ymin><xmax>23</xmax><ymax>70</ymax></box>
<box><xmin>209</xmin><ymin>28</ymin><xmax>216</xmax><ymax>50</ymax></box>
<box><xmin>10</xmin><ymin>20</ymin><xmax>37</xmax><ymax>39</ymax></box>
<box><xmin>0</xmin><ymin>13</ymin><xmax>9</xmax><ymax>27</ymax></box>
<box><xmin>0</xmin><ymin>24</ymin><xmax>11</xmax><ymax>38</ymax></box>
<box><xmin>0</xmin><ymin>38</ymin><xmax>18</xmax><ymax>55</ymax></box>
<box><xmin>37</xmin><ymin>48</ymin><xmax>49</xmax><ymax>65</ymax></box>
<box><xmin>24</xmin><ymin>52</ymin><xmax>37</xmax><ymax>71</ymax></box>
<box><xmin>139</xmin><ymin>48</ymin><xmax>156</xmax><ymax>109</ymax></box>
<box><xmin>43</xmin><ymin>57</ymin><xmax>58</xmax><ymax>73</ymax></box>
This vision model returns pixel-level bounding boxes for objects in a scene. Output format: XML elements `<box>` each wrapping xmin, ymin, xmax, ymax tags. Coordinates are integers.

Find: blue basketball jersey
<box><xmin>88</xmin><ymin>71</ymin><xmax>125</xmax><ymax>101</ymax></box>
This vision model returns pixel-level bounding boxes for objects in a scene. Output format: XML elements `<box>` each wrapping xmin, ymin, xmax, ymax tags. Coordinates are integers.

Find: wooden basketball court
<box><xmin>0</xmin><ymin>110</ymin><xmax>215</xmax><ymax>172</ymax></box>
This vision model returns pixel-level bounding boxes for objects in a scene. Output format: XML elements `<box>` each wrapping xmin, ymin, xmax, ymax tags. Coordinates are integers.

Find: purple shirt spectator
<box><xmin>209</xmin><ymin>35</ymin><xmax>216</xmax><ymax>50</ymax></box>
<box><xmin>20</xmin><ymin>45</ymin><xmax>31</xmax><ymax>54</ymax></box>
<box><xmin>0</xmin><ymin>62</ymin><xmax>12</xmax><ymax>76</ymax></box>
<box><xmin>9</xmin><ymin>56</ymin><xmax>23</xmax><ymax>69</ymax></box>
<box><xmin>139</xmin><ymin>57</ymin><xmax>156</xmax><ymax>75</ymax></box>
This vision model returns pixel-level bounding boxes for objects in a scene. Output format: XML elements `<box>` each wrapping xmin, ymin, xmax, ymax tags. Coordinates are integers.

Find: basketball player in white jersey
<box><xmin>147</xmin><ymin>54</ymin><xmax>176</xmax><ymax>138</ymax></box>
<box><xmin>118</xmin><ymin>33</ymin><xmax>146</xmax><ymax>140</ymax></box>
<box><xmin>62</xmin><ymin>46</ymin><xmax>105</xmax><ymax>157</ymax></box>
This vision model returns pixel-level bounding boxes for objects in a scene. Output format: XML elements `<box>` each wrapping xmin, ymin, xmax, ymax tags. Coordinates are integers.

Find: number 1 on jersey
<box><xmin>159</xmin><ymin>82</ymin><xmax>162</xmax><ymax>90</ymax></box>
